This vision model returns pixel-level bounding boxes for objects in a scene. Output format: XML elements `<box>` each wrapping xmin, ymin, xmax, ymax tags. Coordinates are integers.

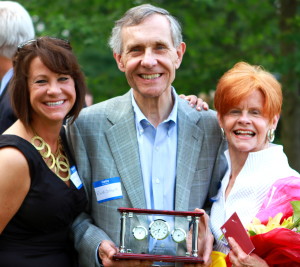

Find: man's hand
<box><xmin>185</xmin><ymin>209</ymin><xmax>214</xmax><ymax>267</ymax></box>
<box><xmin>179</xmin><ymin>94</ymin><xmax>209</xmax><ymax>111</ymax></box>
<box><xmin>98</xmin><ymin>240</ymin><xmax>152</xmax><ymax>267</ymax></box>
<box><xmin>228</xmin><ymin>237</ymin><xmax>269</xmax><ymax>267</ymax></box>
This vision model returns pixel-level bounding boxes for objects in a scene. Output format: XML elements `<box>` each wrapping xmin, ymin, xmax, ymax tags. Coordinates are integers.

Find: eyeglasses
<box><xmin>17</xmin><ymin>37</ymin><xmax>71</xmax><ymax>51</ymax></box>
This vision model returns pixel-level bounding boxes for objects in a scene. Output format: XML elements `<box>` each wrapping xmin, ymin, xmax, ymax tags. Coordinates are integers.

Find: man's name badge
<box><xmin>93</xmin><ymin>177</ymin><xmax>123</xmax><ymax>203</ymax></box>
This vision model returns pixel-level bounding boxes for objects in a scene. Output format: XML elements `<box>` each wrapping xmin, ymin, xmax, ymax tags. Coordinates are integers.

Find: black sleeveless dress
<box><xmin>0</xmin><ymin>132</ymin><xmax>87</xmax><ymax>267</ymax></box>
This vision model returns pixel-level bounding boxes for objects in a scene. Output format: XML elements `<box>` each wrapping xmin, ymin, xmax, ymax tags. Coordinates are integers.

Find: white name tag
<box><xmin>93</xmin><ymin>177</ymin><xmax>123</xmax><ymax>203</ymax></box>
<box><xmin>70</xmin><ymin>166</ymin><xmax>83</xmax><ymax>189</ymax></box>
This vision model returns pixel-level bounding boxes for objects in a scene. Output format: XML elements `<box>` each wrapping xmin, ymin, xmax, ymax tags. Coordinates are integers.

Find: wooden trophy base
<box><xmin>113</xmin><ymin>252</ymin><xmax>203</xmax><ymax>263</ymax></box>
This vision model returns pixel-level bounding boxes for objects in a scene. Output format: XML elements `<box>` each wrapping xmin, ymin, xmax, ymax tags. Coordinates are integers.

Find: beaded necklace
<box><xmin>31</xmin><ymin>132</ymin><xmax>71</xmax><ymax>181</ymax></box>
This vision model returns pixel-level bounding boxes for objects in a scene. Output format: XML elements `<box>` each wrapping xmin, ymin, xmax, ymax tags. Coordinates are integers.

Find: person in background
<box><xmin>67</xmin><ymin>4</ymin><xmax>227</xmax><ymax>267</ymax></box>
<box><xmin>85</xmin><ymin>90</ymin><xmax>94</xmax><ymax>106</ymax></box>
<box><xmin>209</xmin><ymin>62</ymin><xmax>300</xmax><ymax>266</ymax></box>
<box><xmin>0</xmin><ymin>37</ymin><xmax>87</xmax><ymax>267</ymax></box>
<box><xmin>0</xmin><ymin>1</ymin><xmax>35</xmax><ymax>134</ymax></box>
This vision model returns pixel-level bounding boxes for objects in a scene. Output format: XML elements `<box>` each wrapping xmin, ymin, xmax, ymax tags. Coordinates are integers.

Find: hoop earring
<box><xmin>267</xmin><ymin>129</ymin><xmax>275</xmax><ymax>142</ymax></box>
<box><xmin>221</xmin><ymin>128</ymin><xmax>226</xmax><ymax>140</ymax></box>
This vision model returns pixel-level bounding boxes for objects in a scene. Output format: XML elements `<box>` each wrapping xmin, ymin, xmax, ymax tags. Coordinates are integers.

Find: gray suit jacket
<box><xmin>0</xmin><ymin>82</ymin><xmax>17</xmax><ymax>134</ymax></box>
<box><xmin>67</xmin><ymin>91</ymin><xmax>227</xmax><ymax>266</ymax></box>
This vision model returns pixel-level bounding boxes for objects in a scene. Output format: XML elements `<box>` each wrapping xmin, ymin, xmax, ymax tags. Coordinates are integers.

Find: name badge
<box><xmin>70</xmin><ymin>166</ymin><xmax>83</xmax><ymax>189</ymax></box>
<box><xmin>93</xmin><ymin>177</ymin><xmax>123</xmax><ymax>203</ymax></box>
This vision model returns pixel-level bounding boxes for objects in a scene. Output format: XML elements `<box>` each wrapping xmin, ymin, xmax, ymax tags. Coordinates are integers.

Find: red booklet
<box><xmin>220</xmin><ymin>212</ymin><xmax>255</xmax><ymax>254</ymax></box>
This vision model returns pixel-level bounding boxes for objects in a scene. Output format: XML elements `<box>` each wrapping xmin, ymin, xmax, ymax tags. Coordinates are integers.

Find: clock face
<box><xmin>149</xmin><ymin>219</ymin><xmax>170</xmax><ymax>240</ymax></box>
<box><xmin>132</xmin><ymin>225</ymin><xmax>148</xmax><ymax>241</ymax></box>
<box><xmin>171</xmin><ymin>228</ymin><xmax>186</xmax><ymax>243</ymax></box>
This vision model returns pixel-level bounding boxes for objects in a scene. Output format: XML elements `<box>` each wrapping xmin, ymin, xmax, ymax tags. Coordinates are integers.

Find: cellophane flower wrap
<box><xmin>227</xmin><ymin>176</ymin><xmax>300</xmax><ymax>267</ymax></box>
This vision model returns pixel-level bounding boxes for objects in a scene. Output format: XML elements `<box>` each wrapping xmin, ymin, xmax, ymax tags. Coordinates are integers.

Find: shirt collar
<box><xmin>131</xmin><ymin>87</ymin><xmax>178</xmax><ymax>133</ymax></box>
<box><xmin>0</xmin><ymin>68</ymin><xmax>13</xmax><ymax>96</ymax></box>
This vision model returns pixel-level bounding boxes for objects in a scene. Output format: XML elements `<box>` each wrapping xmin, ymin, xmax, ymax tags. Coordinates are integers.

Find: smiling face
<box><xmin>218</xmin><ymin>90</ymin><xmax>279</xmax><ymax>155</ymax></box>
<box><xmin>114</xmin><ymin>14</ymin><xmax>186</xmax><ymax>102</ymax></box>
<box><xmin>28</xmin><ymin>57</ymin><xmax>76</xmax><ymax>125</ymax></box>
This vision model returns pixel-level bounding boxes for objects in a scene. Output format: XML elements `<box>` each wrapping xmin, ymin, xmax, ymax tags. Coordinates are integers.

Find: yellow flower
<box><xmin>281</xmin><ymin>216</ymin><xmax>294</xmax><ymax>229</ymax></box>
<box><xmin>246</xmin><ymin>220</ymin><xmax>266</xmax><ymax>235</ymax></box>
<box><xmin>244</xmin><ymin>201</ymin><xmax>300</xmax><ymax>237</ymax></box>
<box><xmin>265</xmin><ymin>212</ymin><xmax>283</xmax><ymax>232</ymax></box>
<box><xmin>246</xmin><ymin>213</ymin><xmax>294</xmax><ymax>236</ymax></box>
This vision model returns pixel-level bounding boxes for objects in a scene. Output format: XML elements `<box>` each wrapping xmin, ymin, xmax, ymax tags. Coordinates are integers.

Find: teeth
<box><xmin>140</xmin><ymin>74</ymin><xmax>160</xmax><ymax>79</ymax></box>
<box><xmin>235</xmin><ymin>130</ymin><xmax>255</xmax><ymax>136</ymax></box>
<box><xmin>46</xmin><ymin>100</ymin><xmax>64</xmax><ymax>106</ymax></box>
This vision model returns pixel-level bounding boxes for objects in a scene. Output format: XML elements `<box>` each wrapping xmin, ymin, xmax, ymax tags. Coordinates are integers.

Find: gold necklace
<box><xmin>31</xmin><ymin>132</ymin><xmax>71</xmax><ymax>182</ymax></box>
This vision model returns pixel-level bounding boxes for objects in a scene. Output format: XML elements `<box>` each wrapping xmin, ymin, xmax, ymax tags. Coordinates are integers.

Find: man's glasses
<box><xmin>17</xmin><ymin>37</ymin><xmax>71</xmax><ymax>51</ymax></box>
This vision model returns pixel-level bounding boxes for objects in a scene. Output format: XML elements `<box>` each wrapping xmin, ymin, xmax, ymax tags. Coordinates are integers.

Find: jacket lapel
<box><xmin>105</xmin><ymin>93</ymin><xmax>147</xmax><ymax>210</ymax></box>
<box><xmin>175</xmin><ymin>101</ymin><xmax>203</xmax><ymax>211</ymax></box>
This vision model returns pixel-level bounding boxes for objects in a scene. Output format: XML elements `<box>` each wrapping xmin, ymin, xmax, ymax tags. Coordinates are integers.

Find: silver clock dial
<box><xmin>132</xmin><ymin>225</ymin><xmax>148</xmax><ymax>241</ymax></box>
<box><xmin>149</xmin><ymin>219</ymin><xmax>170</xmax><ymax>240</ymax></box>
<box><xmin>171</xmin><ymin>228</ymin><xmax>186</xmax><ymax>243</ymax></box>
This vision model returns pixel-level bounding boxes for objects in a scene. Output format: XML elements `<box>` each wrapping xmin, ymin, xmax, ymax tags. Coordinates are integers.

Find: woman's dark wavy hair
<box><xmin>10</xmin><ymin>36</ymin><xmax>87</xmax><ymax>127</ymax></box>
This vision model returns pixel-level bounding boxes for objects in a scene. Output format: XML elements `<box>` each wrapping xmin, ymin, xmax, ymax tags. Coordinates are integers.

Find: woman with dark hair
<box><xmin>0</xmin><ymin>37</ymin><xmax>87</xmax><ymax>267</ymax></box>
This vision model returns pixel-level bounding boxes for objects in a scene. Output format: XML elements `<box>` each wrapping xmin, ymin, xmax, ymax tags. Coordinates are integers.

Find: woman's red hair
<box><xmin>214</xmin><ymin>62</ymin><xmax>282</xmax><ymax>120</ymax></box>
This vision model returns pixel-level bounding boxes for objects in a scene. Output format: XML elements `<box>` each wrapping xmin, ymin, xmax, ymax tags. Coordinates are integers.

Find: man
<box><xmin>67</xmin><ymin>4</ymin><xmax>227</xmax><ymax>267</ymax></box>
<box><xmin>0</xmin><ymin>1</ymin><xmax>35</xmax><ymax>134</ymax></box>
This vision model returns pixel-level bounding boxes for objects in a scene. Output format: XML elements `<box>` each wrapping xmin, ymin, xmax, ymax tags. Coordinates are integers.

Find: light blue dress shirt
<box><xmin>0</xmin><ymin>68</ymin><xmax>13</xmax><ymax>96</ymax></box>
<box><xmin>131</xmin><ymin>88</ymin><xmax>178</xmax><ymax>256</ymax></box>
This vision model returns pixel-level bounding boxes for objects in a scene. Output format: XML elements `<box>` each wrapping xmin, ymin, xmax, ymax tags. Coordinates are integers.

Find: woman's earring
<box><xmin>221</xmin><ymin>128</ymin><xmax>226</xmax><ymax>140</ymax></box>
<box><xmin>267</xmin><ymin>129</ymin><xmax>275</xmax><ymax>142</ymax></box>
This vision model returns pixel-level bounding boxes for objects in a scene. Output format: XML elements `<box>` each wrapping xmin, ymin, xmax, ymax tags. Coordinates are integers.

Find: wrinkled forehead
<box><xmin>121</xmin><ymin>14</ymin><xmax>173</xmax><ymax>47</ymax></box>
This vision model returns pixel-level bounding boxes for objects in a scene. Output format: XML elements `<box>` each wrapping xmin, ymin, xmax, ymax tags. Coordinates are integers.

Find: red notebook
<box><xmin>220</xmin><ymin>212</ymin><xmax>255</xmax><ymax>254</ymax></box>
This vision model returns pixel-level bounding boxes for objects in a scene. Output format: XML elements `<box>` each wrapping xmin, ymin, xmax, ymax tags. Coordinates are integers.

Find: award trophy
<box><xmin>113</xmin><ymin>207</ymin><xmax>204</xmax><ymax>264</ymax></box>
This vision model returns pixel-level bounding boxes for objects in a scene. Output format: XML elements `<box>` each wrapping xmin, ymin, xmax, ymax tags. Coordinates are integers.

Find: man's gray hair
<box><xmin>108</xmin><ymin>4</ymin><xmax>182</xmax><ymax>54</ymax></box>
<box><xmin>0</xmin><ymin>1</ymin><xmax>35</xmax><ymax>59</ymax></box>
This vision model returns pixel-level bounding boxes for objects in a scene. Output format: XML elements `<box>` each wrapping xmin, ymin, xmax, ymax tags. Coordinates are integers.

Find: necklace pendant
<box><xmin>31</xmin><ymin>133</ymin><xmax>71</xmax><ymax>182</ymax></box>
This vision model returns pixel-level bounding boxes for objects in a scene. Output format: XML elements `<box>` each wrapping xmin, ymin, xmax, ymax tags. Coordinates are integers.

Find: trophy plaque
<box><xmin>113</xmin><ymin>207</ymin><xmax>204</xmax><ymax>264</ymax></box>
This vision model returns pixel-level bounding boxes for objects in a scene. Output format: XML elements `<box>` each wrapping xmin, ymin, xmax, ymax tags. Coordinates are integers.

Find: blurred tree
<box><xmin>18</xmin><ymin>0</ymin><xmax>299</xmax><ymax>171</ymax></box>
<box><xmin>278</xmin><ymin>0</ymin><xmax>300</xmax><ymax>172</ymax></box>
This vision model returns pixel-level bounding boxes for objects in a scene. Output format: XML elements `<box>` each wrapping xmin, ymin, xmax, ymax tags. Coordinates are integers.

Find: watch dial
<box><xmin>132</xmin><ymin>225</ymin><xmax>148</xmax><ymax>240</ymax></box>
<box><xmin>171</xmin><ymin>228</ymin><xmax>186</xmax><ymax>243</ymax></box>
<box><xmin>149</xmin><ymin>219</ymin><xmax>170</xmax><ymax>240</ymax></box>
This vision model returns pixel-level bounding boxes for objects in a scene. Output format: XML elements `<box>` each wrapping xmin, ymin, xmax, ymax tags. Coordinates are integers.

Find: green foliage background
<box><xmin>16</xmin><ymin>0</ymin><xmax>300</xmax><ymax>171</ymax></box>
<box><xmin>16</xmin><ymin>0</ymin><xmax>284</xmax><ymax>101</ymax></box>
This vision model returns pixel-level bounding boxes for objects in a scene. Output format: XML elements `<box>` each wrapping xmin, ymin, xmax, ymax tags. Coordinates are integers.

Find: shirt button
<box><xmin>160</xmin><ymin>243</ymin><xmax>165</xmax><ymax>248</ymax></box>
<box><xmin>155</xmin><ymin>178</ymin><xmax>160</xmax><ymax>184</ymax></box>
<box><xmin>155</xmin><ymin>146</ymin><xmax>159</xmax><ymax>151</ymax></box>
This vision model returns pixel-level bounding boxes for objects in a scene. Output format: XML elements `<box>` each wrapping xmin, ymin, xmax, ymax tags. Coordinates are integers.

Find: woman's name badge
<box><xmin>70</xmin><ymin>166</ymin><xmax>83</xmax><ymax>189</ymax></box>
<box><xmin>93</xmin><ymin>177</ymin><xmax>123</xmax><ymax>203</ymax></box>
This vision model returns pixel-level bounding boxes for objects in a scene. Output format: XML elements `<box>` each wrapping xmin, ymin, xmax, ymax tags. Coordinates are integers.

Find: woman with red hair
<box><xmin>210</xmin><ymin>62</ymin><xmax>299</xmax><ymax>266</ymax></box>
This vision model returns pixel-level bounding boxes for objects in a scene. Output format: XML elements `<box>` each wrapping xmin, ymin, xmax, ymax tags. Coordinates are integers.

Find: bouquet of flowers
<box><xmin>241</xmin><ymin>176</ymin><xmax>300</xmax><ymax>266</ymax></box>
